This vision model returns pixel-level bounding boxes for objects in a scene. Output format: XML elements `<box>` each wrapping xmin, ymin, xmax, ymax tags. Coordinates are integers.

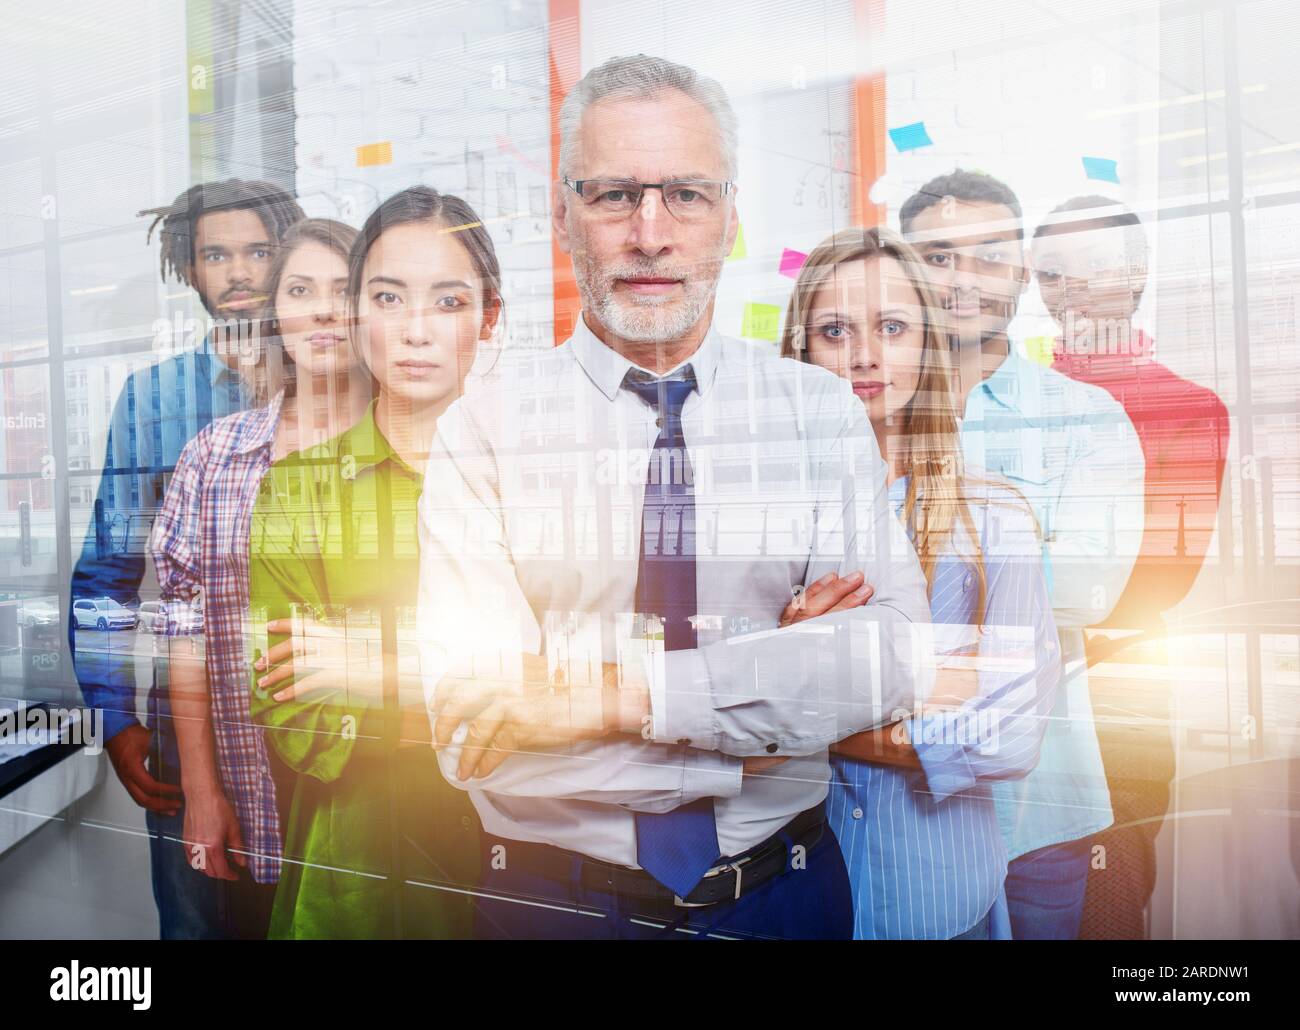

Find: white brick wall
<box><xmin>878</xmin><ymin>4</ymin><xmax>1166</xmax><ymax>348</ymax></box>
<box><xmin>289</xmin><ymin>0</ymin><xmax>1224</xmax><ymax>368</ymax></box>
<box><xmin>291</xmin><ymin>0</ymin><xmax>555</xmax><ymax>349</ymax></box>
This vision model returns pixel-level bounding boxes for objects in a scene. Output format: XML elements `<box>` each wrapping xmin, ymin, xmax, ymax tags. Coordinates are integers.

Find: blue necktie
<box><xmin>624</xmin><ymin>372</ymin><xmax>721</xmax><ymax>898</ymax></box>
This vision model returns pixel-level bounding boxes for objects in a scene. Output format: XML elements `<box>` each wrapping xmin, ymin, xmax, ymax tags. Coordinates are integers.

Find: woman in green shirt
<box><xmin>248</xmin><ymin>187</ymin><xmax>503</xmax><ymax>938</ymax></box>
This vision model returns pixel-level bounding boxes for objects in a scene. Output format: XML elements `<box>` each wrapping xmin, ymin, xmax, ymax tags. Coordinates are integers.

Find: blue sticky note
<box><xmin>1082</xmin><ymin>156</ymin><xmax>1119</xmax><ymax>183</ymax></box>
<box><xmin>888</xmin><ymin>121</ymin><xmax>933</xmax><ymax>153</ymax></box>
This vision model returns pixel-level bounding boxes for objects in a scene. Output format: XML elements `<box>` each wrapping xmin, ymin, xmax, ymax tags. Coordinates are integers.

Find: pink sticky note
<box><xmin>779</xmin><ymin>248</ymin><xmax>808</xmax><ymax>279</ymax></box>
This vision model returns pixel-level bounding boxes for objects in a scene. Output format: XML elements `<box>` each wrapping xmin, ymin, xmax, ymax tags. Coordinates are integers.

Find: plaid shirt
<box><xmin>149</xmin><ymin>393</ymin><xmax>284</xmax><ymax>883</ymax></box>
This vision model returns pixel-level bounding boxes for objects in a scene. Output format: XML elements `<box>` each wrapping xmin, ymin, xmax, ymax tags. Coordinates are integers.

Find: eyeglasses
<box><xmin>563</xmin><ymin>178</ymin><xmax>734</xmax><ymax>222</ymax></box>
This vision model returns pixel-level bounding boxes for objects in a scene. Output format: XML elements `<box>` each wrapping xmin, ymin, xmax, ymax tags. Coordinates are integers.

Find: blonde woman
<box><xmin>777</xmin><ymin>226</ymin><xmax>1060</xmax><ymax>939</ymax></box>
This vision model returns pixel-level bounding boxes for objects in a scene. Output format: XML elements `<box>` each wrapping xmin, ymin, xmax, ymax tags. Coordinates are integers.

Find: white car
<box><xmin>136</xmin><ymin>600</ymin><xmax>204</xmax><ymax>633</ymax></box>
<box><xmin>136</xmin><ymin>602</ymin><xmax>165</xmax><ymax>633</ymax></box>
<box><xmin>72</xmin><ymin>597</ymin><xmax>137</xmax><ymax>632</ymax></box>
<box><xmin>20</xmin><ymin>601</ymin><xmax>60</xmax><ymax>628</ymax></box>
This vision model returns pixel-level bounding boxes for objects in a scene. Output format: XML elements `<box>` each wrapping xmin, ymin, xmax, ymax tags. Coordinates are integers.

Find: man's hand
<box><xmin>254</xmin><ymin>616</ymin><xmax>391</xmax><ymax>703</ymax></box>
<box><xmin>181</xmin><ymin>786</ymin><xmax>246</xmax><ymax>881</ymax></box>
<box><xmin>761</xmin><ymin>573</ymin><xmax>875</xmax><ymax>776</ymax></box>
<box><xmin>779</xmin><ymin>571</ymin><xmax>874</xmax><ymax>628</ymax></box>
<box><xmin>104</xmin><ymin>723</ymin><xmax>181</xmax><ymax>815</ymax></box>
<box><xmin>432</xmin><ymin>654</ymin><xmax>649</xmax><ymax>781</ymax></box>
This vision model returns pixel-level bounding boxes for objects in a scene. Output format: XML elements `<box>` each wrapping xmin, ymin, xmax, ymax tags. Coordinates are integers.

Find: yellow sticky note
<box><xmin>356</xmin><ymin>141</ymin><xmax>393</xmax><ymax>168</ymax></box>
<box><xmin>742</xmin><ymin>302</ymin><xmax>781</xmax><ymax>342</ymax></box>
<box><xmin>187</xmin><ymin>59</ymin><xmax>213</xmax><ymax>116</ymax></box>
<box><xmin>1022</xmin><ymin>335</ymin><xmax>1056</xmax><ymax>367</ymax></box>
<box><xmin>727</xmin><ymin>222</ymin><xmax>747</xmax><ymax>260</ymax></box>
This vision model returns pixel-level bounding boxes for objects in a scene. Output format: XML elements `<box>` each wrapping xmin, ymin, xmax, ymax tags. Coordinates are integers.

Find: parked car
<box><xmin>136</xmin><ymin>600</ymin><xmax>205</xmax><ymax>633</ymax></box>
<box><xmin>136</xmin><ymin>602</ymin><xmax>164</xmax><ymax>633</ymax></box>
<box><xmin>72</xmin><ymin>597</ymin><xmax>137</xmax><ymax>631</ymax></box>
<box><xmin>19</xmin><ymin>600</ymin><xmax>60</xmax><ymax>628</ymax></box>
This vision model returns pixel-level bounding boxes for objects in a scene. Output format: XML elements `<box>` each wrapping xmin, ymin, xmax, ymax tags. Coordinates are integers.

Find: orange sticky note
<box><xmin>356</xmin><ymin>142</ymin><xmax>393</xmax><ymax>168</ymax></box>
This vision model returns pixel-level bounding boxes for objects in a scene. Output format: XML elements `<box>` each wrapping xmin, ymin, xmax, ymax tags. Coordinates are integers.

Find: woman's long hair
<box><xmin>261</xmin><ymin>218</ymin><xmax>360</xmax><ymax>403</ymax></box>
<box><xmin>780</xmin><ymin>225</ymin><xmax>1011</xmax><ymax>625</ymax></box>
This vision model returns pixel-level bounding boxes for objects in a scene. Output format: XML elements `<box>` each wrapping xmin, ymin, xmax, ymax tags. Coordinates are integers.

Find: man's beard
<box><xmin>200</xmin><ymin>285</ymin><xmax>267</xmax><ymax>322</ymax></box>
<box><xmin>573</xmin><ymin>249</ymin><xmax>724</xmax><ymax>345</ymax></box>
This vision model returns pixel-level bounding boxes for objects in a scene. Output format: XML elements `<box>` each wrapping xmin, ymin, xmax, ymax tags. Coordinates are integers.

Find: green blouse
<box><xmin>248</xmin><ymin>404</ymin><xmax>479</xmax><ymax>939</ymax></box>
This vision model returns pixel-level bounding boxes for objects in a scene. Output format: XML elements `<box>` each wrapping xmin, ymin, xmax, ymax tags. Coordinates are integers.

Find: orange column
<box><xmin>850</xmin><ymin>0</ymin><xmax>887</xmax><ymax>227</ymax></box>
<box><xmin>549</xmin><ymin>0</ymin><xmax>582</xmax><ymax>346</ymax></box>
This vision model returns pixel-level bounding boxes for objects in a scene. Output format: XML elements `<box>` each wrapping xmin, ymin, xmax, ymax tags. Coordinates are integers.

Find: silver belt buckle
<box><xmin>674</xmin><ymin>856</ymin><xmax>749</xmax><ymax>907</ymax></box>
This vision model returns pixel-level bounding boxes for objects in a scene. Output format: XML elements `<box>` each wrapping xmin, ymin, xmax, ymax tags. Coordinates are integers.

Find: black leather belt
<box><xmin>486</xmin><ymin>806</ymin><xmax>825</xmax><ymax>909</ymax></box>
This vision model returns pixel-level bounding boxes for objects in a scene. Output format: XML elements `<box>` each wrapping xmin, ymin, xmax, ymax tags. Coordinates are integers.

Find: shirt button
<box><xmin>677</xmin><ymin>737</ymin><xmax>691</xmax><ymax>746</ymax></box>
<box><xmin>851</xmin><ymin>807</ymin><xmax>864</xmax><ymax>820</ymax></box>
<box><xmin>963</xmin><ymin>572</ymin><xmax>974</xmax><ymax>590</ymax></box>
<box><xmin>460</xmin><ymin>816</ymin><xmax>473</xmax><ymax>831</ymax></box>
<box><xmin>765</xmin><ymin>743</ymin><xmax>779</xmax><ymax>753</ymax></box>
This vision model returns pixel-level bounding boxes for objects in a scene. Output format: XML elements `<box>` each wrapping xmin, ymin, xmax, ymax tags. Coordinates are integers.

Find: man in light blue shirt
<box><xmin>417</xmin><ymin>55</ymin><xmax>932</xmax><ymax>939</ymax></box>
<box><xmin>902</xmin><ymin>170</ymin><xmax>1144</xmax><ymax>938</ymax></box>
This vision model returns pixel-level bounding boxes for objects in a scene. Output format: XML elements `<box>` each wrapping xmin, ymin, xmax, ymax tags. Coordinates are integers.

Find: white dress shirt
<box><xmin>417</xmin><ymin>318</ymin><xmax>932</xmax><ymax>866</ymax></box>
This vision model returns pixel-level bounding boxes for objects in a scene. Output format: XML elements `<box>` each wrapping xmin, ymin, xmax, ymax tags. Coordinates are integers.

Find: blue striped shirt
<box><xmin>828</xmin><ymin>475</ymin><xmax>1061</xmax><ymax>939</ymax></box>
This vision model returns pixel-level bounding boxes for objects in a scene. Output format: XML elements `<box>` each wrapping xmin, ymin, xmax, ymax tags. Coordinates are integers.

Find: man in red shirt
<box><xmin>1031</xmin><ymin>196</ymin><xmax>1230</xmax><ymax>938</ymax></box>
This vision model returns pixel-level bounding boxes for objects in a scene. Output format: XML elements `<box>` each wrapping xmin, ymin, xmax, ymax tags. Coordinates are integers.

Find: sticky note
<box><xmin>888</xmin><ymin>122</ymin><xmax>933</xmax><ymax>153</ymax></box>
<box><xmin>356</xmin><ymin>141</ymin><xmax>393</xmax><ymax>168</ymax></box>
<box><xmin>779</xmin><ymin>248</ymin><xmax>808</xmax><ymax>279</ymax></box>
<box><xmin>1082</xmin><ymin>156</ymin><xmax>1119</xmax><ymax>183</ymax></box>
<box><xmin>728</xmin><ymin>222</ymin><xmax>747</xmax><ymax>260</ymax></box>
<box><xmin>1022</xmin><ymin>335</ymin><xmax>1057</xmax><ymax>367</ymax></box>
<box><xmin>742</xmin><ymin>302</ymin><xmax>782</xmax><ymax>342</ymax></box>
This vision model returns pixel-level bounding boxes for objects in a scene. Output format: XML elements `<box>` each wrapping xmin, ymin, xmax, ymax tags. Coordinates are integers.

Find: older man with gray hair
<box><xmin>416</xmin><ymin>54</ymin><xmax>932</xmax><ymax>939</ymax></box>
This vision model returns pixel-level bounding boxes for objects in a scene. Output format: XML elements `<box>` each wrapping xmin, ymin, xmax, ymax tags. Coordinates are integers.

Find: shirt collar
<box><xmin>972</xmin><ymin>346</ymin><xmax>1028</xmax><ymax>412</ymax></box>
<box><xmin>1052</xmin><ymin>329</ymin><xmax>1154</xmax><ymax>373</ymax></box>
<box><xmin>336</xmin><ymin>401</ymin><xmax>409</xmax><ymax>476</ymax></box>
<box><xmin>568</xmin><ymin>312</ymin><xmax>720</xmax><ymax>401</ymax></box>
<box><xmin>198</xmin><ymin>332</ymin><xmax>246</xmax><ymax>391</ymax></box>
<box><xmin>232</xmin><ymin>390</ymin><xmax>284</xmax><ymax>455</ymax></box>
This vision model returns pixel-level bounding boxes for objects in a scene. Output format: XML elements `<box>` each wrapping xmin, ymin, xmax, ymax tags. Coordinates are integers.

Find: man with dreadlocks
<box><xmin>70</xmin><ymin>178</ymin><xmax>303</xmax><ymax>938</ymax></box>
